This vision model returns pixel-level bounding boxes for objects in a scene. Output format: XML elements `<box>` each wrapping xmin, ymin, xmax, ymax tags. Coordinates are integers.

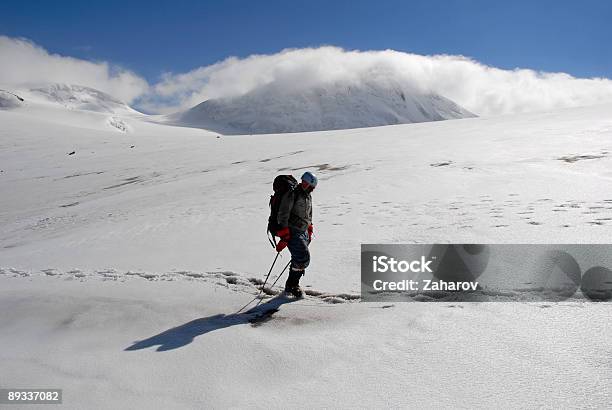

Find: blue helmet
<box><xmin>301</xmin><ymin>171</ymin><xmax>318</xmax><ymax>187</ymax></box>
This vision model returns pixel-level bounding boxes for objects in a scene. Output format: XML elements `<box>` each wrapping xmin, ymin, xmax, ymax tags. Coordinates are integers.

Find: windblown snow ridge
<box><xmin>0</xmin><ymin>89</ymin><xmax>24</xmax><ymax>109</ymax></box>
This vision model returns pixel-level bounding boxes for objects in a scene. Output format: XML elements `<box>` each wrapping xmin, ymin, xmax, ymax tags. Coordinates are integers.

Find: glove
<box><xmin>277</xmin><ymin>226</ymin><xmax>290</xmax><ymax>242</ymax></box>
<box><xmin>307</xmin><ymin>224</ymin><xmax>314</xmax><ymax>242</ymax></box>
<box><xmin>276</xmin><ymin>240</ymin><xmax>288</xmax><ymax>252</ymax></box>
<box><xmin>275</xmin><ymin>227</ymin><xmax>290</xmax><ymax>252</ymax></box>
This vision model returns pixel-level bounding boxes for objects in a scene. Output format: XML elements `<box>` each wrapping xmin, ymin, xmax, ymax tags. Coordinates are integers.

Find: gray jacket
<box><xmin>277</xmin><ymin>186</ymin><xmax>312</xmax><ymax>231</ymax></box>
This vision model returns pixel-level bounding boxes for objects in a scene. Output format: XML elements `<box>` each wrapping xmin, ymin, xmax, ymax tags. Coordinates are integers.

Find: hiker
<box><xmin>275</xmin><ymin>171</ymin><xmax>317</xmax><ymax>297</ymax></box>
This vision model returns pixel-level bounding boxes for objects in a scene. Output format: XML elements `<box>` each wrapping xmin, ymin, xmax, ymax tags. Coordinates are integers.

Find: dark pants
<box><xmin>286</xmin><ymin>228</ymin><xmax>310</xmax><ymax>289</ymax></box>
<box><xmin>288</xmin><ymin>228</ymin><xmax>310</xmax><ymax>271</ymax></box>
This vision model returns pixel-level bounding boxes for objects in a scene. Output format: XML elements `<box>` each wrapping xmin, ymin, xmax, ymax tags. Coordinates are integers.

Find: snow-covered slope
<box><xmin>0</xmin><ymin>89</ymin><xmax>25</xmax><ymax>109</ymax></box>
<box><xmin>1</xmin><ymin>103</ymin><xmax>611</xmax><ymax>409</ymax></box>
<box><xmin>170</xmin><ymin>79</ymin><xmax>475</xmax><ymax>134</ymax></box>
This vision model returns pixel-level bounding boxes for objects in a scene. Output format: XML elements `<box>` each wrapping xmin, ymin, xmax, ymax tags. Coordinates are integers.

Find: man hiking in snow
<box><xmin>275</xmin><ymin>171</ymin><xmax>317</xmax><ymax>297</ymax></box>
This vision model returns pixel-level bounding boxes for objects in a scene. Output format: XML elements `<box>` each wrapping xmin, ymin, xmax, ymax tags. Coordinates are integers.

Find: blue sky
<box><xmin>1</xmin><ymin>0</ymin><xmax>611</xmax><ymax>82</ymax></box>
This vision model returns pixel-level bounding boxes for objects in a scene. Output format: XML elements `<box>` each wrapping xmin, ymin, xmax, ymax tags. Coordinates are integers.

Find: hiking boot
<box><xmin>284</xmin><ymin>268</ymin><xmax>304</xmax><ymax>297</ymax></box>
<box><xmin>285</xmin><ymin>285</ymin><xmax>304</xmax><ymax>298</ymax></box>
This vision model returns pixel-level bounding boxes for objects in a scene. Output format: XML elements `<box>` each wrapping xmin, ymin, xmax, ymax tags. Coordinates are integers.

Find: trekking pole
<box><xmin>269</xmin><ymin>261</ymin><xmax>291</xmax><ymax>290</ymax></box>
<box><xmin>254</xmin><ymin>260</ymin><xmax>291</xmax><ymax>307</ymax></box>
<box><xmin>236</xmin><ymin>252</ymin><xmax>280</xmax><ymax>314</ymax></box>
<box><xmin>255</xmin><ymin>252</ymin><xmax>280</xmax><ymax>302</ymax></box>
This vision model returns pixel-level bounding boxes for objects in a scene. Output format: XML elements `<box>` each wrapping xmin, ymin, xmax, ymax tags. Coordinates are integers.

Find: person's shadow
<box><xmin>125</xmin><ymin>295</ymin><xmax>297</xmax><ymax>352</ymax></box>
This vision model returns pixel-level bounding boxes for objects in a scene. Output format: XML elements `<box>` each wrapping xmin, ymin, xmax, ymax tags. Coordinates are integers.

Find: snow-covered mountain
<box><xmin>171</xmin><ymin>80</ymin><xmax>475</xmax><ymax>134</ymax></box>
<box><xmin>3</xmin><ymin>82</ymin><xmax>474</xmax><ymax>136</ymax></box>
<box><xmin>0</xmin><ymin>83</ymin><xmax>145</xmax><ymax>133</ymax></box>
<box><xmin>29</xmin><ymin>83</ymin><xmax>139</xmax><ymax>114</ymax></box>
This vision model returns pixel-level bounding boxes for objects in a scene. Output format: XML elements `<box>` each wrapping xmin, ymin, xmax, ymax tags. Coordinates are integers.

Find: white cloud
<box><xmin>146</xmin><ymin>46</ymin><xmax>612</xmax><ymax>116</ymax></box>
<box><xmin>0</xmin><ymin>36</ymin><xmax>148</xmax><ymax>103</ymax></box>
<box><xmin>2</xmin><ymin>36</ymin><xmax>612</xmax><ymax>116</ymax></box>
